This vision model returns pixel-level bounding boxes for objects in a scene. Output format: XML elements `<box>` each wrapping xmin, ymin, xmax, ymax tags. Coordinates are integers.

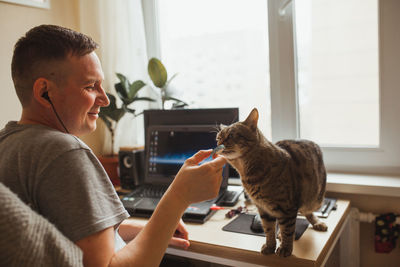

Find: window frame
<box><xmin>143</xmin><ymin>0</ymin><xmax>400</xmax><ymax>175</ymax></box>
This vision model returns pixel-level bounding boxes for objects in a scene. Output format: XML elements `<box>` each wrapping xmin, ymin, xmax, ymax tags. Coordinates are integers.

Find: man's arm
<box><xmin>75</xmin><ymin>150</ymin><xmax>227</xmax><ymax>267</ymax></box>
<box><xmin>75</xmin><ymin>227</ymin><xmax>115</xmax><ymax>267</ymax></box>
<box><xmin>119</xmin><ymin>219</ymin><xmax>190</xmax><ymax>248</ymax></box>
<box><xmin>76</xmin><ymin>193</ymin><xmax>187</xmax><ymax>267</ymax></box>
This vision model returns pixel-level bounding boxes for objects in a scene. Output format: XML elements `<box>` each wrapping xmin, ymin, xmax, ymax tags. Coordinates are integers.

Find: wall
<box><xmin>0</xmin><ymin>0</ymin><xmax>79</xmax><ymax>125</ymax></box>
<box><xmin>0</xmin><ymin>0</ymin><xmax>104</xmax><ymax>154</ymax></box>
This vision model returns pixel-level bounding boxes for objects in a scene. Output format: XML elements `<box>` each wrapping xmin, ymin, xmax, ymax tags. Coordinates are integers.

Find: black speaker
<box><xmin>118</xmin><ymin>149</ymin><xmax>144</xmax><ymax>190</ymax></box>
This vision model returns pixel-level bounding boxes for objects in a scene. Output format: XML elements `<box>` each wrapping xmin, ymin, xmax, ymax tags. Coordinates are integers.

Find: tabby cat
<box><xmin>216</xmin><ymin>108</ymin><xmax>327</xmax><ymax>257</ymax></box>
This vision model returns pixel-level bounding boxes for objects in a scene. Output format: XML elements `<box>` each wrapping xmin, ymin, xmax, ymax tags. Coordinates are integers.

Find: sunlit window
<box><xmin>295</xmin><ymin>0</ymin><xmax>379</xmax><ymax>147</ymax></box>
<box><xmin>157</xmin><ymin>0</ymin><xmax>271</xmax><ymax>137</ymax></box>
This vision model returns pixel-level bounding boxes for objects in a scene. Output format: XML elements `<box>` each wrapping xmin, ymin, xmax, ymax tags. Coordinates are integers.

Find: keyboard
<box><xmin>130</xmin><ymin>185</ymin><xmax>169</xmax><ymax>198</ymax></box>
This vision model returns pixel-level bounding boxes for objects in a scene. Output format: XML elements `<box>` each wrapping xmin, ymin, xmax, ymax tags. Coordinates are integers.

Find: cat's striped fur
<box><xmin>216</xmin><ymin>108</ymin><xmax>327</xmax><ymax>257</ymax></box>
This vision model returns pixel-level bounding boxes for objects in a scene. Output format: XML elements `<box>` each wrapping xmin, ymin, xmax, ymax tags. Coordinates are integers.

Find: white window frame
<box><xmin>143</xmin><ymin>0</ymin><xmax>400</xmax><ymax>175</ymax></box>
<box><xmin>0</xmin><ymin>0</ymin><xmax>50</xmax><ymax>9</ymax></box>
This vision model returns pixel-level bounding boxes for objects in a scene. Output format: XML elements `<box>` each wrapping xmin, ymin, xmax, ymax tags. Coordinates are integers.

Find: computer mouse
<box><xmin>250</xmin><ymin>213</ymin><xmax>264</xmax><ymax>233</ymax></box>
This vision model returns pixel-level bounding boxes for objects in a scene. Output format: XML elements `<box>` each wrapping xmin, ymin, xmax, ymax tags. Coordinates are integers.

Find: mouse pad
<box><xmin>222</xmin><ymin>214</ymin><xmax>309</xmax><ymax>240</ymax></box>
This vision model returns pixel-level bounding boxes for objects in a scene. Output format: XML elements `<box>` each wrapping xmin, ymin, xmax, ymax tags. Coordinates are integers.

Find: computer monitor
<box><xmin>146</xmin><ymin>124</ymin><xmax>225</xmax><ymax>183</ymax></box>
<box><xmin>143</xmin><ymin>108</ymin><xmax>240</xmax><ymax>182</ymax></box>
<box><xmin>143</xmin><ymin>108</ymin><xmax>239</xmax><ymax>140</ymax></box>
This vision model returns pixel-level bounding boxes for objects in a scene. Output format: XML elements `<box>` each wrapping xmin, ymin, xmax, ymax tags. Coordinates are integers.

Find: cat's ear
<box><xmin>243</xmin><ymin>108</ymin><xmax>259</xmax><ymax>131</ymax></box>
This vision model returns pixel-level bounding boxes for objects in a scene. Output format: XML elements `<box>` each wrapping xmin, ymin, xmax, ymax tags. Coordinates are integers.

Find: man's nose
<box><xmin>97</xmin><ymin>86</ymin><xmax>110</xmax><ymax>107</ymax></box>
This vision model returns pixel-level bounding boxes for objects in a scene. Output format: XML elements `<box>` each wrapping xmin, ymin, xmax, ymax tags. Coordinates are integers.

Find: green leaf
<box><xmin>172</xmin><ymin>102</ymin><xmax>188</xmax><ymax>109</ymax></box>
<box><xmin>133</xmin><ymin>97</ymin><xmax>156</xmax><ymax>102</ymax></box>
<box><xmin>116</xmin><ymin>73</ymin><xmax>126</xmax><ymax>83</ymax></box>
<box><xmin>115</xmin><ymin>82</ymin><xmax>129</xmax><ymax>103</ymax></box>
<box><xmin>106</xmin><ymin>93</ymin><xmax>117</xmax><ymax>110</ymax></box>
<box><xmin>116</xmin><ymin>73</ymin><xmax>129</xmax><ymax>93</ymax></box>
<box><xmin>99</xmin><ymin>113</ymin><xmax>112</xmax><ymax>132</ymax></box>
<box><xmin>148</xmin><ymin>58</ymin><xmax>167</xmax><ymax>88</ymax></box>
<box><xmin>164</xmin><ymin>96</ymin><xmax>188</xmax><ymax>106</ymax></box>
<box><xmin>99</xmin><ymin>93</ymin><xmax>126</xmax><ymax>122</ymax></box>
<box><xmin>165</xmin><ymin>73</ymin><xmax>178</xmax><ymax>89</ymax></box>
<box><xmin>123</xmin><ymin>105</ymin><xmax>136</xmax><ymax>114</ymax></box>
<box><xmin>107</xmin><ymin>108</ymin><xmax>126</xmax><ymax>122</ymax></box>
<box><xmin>128</xmin><ymin>80</ymin><xmax>146</xmax><ymax>99</ymax></box>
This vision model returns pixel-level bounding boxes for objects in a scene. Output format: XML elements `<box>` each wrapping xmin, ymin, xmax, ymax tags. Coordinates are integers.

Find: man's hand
<box><xmin>77</xmin><ymin>151</ymin><xmax>227</xmax><ymax>267</ymax></box>
<box><xmin>169</xmin><ymin>150</ymin><xmax>227</xmax><ymax>206</ymax></box>
<box><xmin>170</xmin><ymin>219</ymin><xmax>190</xmax><ymax>249</ymax></box>
<box><xmin>119</xmin><ymin>219</ymin><xmax>189</xmax><ymax>249</ymax></box>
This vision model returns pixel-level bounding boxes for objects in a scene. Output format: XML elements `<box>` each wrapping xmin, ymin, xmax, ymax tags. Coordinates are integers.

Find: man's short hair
<box><xmin>11</xmin><ymin>24</ymin><xmax>99</xmax><ymax>107</ymax></box>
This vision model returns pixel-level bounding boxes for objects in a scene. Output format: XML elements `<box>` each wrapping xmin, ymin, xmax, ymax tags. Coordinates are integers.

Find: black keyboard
<box><xmin>131</xmin><ymin>185</ymin><xmax>168</xmax><ymax>198</ymax></box>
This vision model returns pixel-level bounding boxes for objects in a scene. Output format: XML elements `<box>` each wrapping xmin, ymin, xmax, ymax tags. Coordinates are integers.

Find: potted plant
<box><xmin>98</xmin><ymin>73</ymin><xmax>155</xmax><ymax>184</ymax></box>
<box><xmin>147</xmin><ymin>57</ymin><xmax>188</xmax><ymax>109</ymax></box>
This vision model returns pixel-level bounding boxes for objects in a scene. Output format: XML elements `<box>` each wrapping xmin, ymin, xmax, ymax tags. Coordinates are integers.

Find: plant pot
<box><xmin>98</xmin><ymin>155</ymin><xmax>120</xmax><ymax>186</ymax></box>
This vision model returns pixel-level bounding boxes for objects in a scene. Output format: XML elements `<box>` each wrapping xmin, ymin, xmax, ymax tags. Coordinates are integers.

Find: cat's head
<box><xmin>216</xmin><ymin>108</ymin><xmax>260</xmax><ymax>160</ymax></box>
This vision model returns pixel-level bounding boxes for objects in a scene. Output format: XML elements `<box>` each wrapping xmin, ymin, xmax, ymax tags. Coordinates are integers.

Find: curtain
<box><xmin>79</xmin><ymin>0</ymin><xmax>152</xmax><ymax>154</ymax></box>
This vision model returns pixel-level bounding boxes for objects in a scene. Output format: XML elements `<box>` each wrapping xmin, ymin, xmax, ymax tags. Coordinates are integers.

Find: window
<box><xmin>143</xmin><ymin>0</ymin><xmax>400</xmax><ymax>175</ymax></box>
<box><xmin>144</xmin><ymin>0</ymin><xmax>271</xmax><ymax>137</ymax></box>
<box><xmin>295</xmin><ymin>0</ymin><xmax>379</xmax><ymax>147</ymax></box>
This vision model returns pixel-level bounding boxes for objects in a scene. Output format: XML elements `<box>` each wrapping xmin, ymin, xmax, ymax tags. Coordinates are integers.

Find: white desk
<box><xmin>128</xmin><ymin>197</ymin><xmax>351</xmax><ymax>267</ymax></box>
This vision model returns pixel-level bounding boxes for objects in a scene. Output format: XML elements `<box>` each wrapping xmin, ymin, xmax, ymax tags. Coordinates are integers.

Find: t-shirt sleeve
<box><xmin>35</xmin><ymin>148</ymin><xmax>129</xmax><ymax>242</ymax></box>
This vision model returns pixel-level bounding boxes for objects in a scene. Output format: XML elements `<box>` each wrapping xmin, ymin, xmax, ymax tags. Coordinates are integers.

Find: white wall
<box><xmin>0</xmin><ymin>0</ymin><xmax>80</xmax><ymax>127</ymax></box>
<box><xmin>0</xmin><ymin>0</ymin><xmax>106</xmax><ymax>155</ymax></box>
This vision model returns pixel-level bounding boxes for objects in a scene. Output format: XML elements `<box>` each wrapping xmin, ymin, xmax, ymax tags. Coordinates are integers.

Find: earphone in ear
<box><xmin>41</xmin><ymin>91</ymin><xmax>69</xmax><ymax>134</ymax></box>
<box><xmin>42</xmin><ymin>91</ymin><xmax>51</xmax><ymax>102</ymax></box>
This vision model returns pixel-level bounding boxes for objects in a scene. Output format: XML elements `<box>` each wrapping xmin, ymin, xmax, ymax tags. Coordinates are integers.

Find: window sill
<box><xmin>229</xmin><ymin>173</ymin><xmax>400</xmax><ymax>198</ymax></box>
<box><xmin>327</xmin><ymin>173</ymin><xmax>400</xmax><ymax>198</ymax></box>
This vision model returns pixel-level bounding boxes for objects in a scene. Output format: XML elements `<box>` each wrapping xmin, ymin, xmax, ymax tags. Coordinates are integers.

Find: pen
<box><xmin>210</xmin><ymin>204</ymin><xmax>225</xmax><ymax>210</ymax></box>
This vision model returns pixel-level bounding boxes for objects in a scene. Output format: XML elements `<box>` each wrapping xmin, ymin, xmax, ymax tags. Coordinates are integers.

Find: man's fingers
<box><xmin>169</xmin><ymin>238</ymin><xmax>190</xmax><ymax>249</ymax></box>
<box><xmin>175</xmin><ymin>219</ymin><xmax>189</xmax><ymax>240</ymax></box>
<box><xmin>186</xmin><ymin>149</ymin><xmax>212</xmax><ymax>165</ymax></box>
<box><xmin>209</xmin><ymin>155</ymin><xmax>227</xmax><ymax>169</ymax></box>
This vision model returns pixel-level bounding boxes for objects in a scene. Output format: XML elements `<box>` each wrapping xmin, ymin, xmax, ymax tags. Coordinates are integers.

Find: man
<box><xmin>0</xmin><ymin>25</ymin><xmax>227</xmax><ymax>266</ymax></box>
<box><xmin>0</xmin><ymin>182</ymin><xmax>83</xmax><ymax>266</ymax></box>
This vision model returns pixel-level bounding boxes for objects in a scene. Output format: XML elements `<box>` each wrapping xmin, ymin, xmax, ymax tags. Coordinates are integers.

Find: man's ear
<box><xmin>32</xmin><ymin>78</ymin><xmax>52</xmax><ymax>107</ymax></box>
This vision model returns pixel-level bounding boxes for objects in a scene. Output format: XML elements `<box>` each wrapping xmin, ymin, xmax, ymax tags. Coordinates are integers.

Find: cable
<box><xmin>47</xmin><ymin>98</ymin><xmax>69</xmax><ymax>134</ymax></box>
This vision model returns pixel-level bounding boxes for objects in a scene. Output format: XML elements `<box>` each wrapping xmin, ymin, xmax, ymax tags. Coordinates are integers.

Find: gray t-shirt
<box><xmin>0</xmin><ymin>121</ymin><xmax>129</xmax><ymax>242</ymax></box>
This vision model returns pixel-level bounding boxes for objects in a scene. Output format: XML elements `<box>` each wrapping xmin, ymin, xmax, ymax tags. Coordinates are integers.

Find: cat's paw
<box><xmin>276</xmin><ymin>245</ymin><xmax>292</xmax><ymax>257</ymax></box>
<box><xmin>313</xmin><ymin>221</ymin><xmax>328</xmax><ymax>231</ymax></box>
<box><xmin>261</xmin><ymin>244</ymin><xmax>276</xmax><ymax>255</ymax></box>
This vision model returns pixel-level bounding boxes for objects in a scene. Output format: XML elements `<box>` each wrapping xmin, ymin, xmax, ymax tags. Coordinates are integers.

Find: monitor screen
<box><xmin>144</xmin><ymin>108</ymin><xmax>239</xmax><ymax>184</ymax></box>
<box><xmin>146</xmin><ymin>125</ymin><xmax>223</xmax><ymax>183</ymax></box>
<box><xmin>144</xmin><ymin>108</ymin><xmax>239</xmax><ymax>140</ymax></box>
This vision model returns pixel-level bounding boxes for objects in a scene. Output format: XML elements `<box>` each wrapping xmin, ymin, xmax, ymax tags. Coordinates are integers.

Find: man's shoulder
<box><xmin>1</xmin><ymin>122</ymin><xmax>90</xmax><ymax>152</ymax></box>
<box><xmin>36</xmin><ymin>128</ymin><xmax>89</xmax><ymax>151</ymax></box>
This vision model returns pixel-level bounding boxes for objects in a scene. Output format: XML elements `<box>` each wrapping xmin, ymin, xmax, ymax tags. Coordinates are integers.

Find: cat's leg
<box><xmin>305</xmin><ymin>212</ymin><xmax>328</xmax><ymax>231</ymax></box>
<box><xmin>276</xmin><ymin>214</ymin><xmax>297</xmax><ymax>257</ymax></box>
<box><xmin>258</xmin><ymin>211</ymin><xmax>277</xmax><ymax>255</ymax></box>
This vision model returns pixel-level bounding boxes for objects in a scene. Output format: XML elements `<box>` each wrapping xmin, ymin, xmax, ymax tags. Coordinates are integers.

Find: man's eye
<box><xmin>85</xmin><ymin>86</ymin><xmax>95</xmax><ymax>90</ymax></box>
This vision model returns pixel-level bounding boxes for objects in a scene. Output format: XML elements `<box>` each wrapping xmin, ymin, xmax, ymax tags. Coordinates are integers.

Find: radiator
<box><xmin>335</xmin><ymin>208</ymin><xmax>360</xmax><ymax>267</ymax></box>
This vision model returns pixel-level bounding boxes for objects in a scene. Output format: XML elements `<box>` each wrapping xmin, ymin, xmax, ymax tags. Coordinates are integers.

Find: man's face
<box><xmin>51</xmin><ymin>52</ymin><xmax>109</xmax><ymax>136</ymax></box>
